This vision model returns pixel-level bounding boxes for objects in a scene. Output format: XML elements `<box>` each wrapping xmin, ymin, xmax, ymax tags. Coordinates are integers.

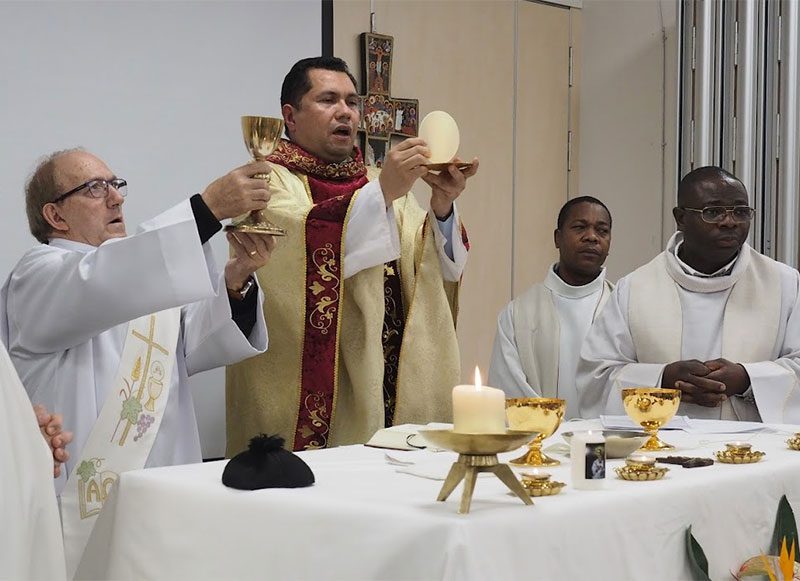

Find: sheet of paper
<box><xmin>685</xmin><ymin>419</ymin><xmax>775</xmax><ymax>434</ymax></box>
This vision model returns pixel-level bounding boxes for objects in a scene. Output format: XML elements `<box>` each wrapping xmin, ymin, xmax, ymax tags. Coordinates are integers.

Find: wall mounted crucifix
<box><xmin>358</xmin><ymin>32</ymin><xmax>419</xmax><ymax>167</ymax></box>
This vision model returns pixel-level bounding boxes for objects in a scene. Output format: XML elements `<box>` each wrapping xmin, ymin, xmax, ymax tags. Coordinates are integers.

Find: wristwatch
<box><xmin>228</xmin><ymin>276</ymin><xmax>255</xmax><ymax>300</ymax></box>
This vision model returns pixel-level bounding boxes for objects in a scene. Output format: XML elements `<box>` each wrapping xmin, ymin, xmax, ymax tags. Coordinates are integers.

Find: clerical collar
<box><xmin>544</xmin><ymin>264</ymin><xmax>606</xmax><ymax>299</ymax></box>
<box><xmin>664</xmin><ymin>231</ymin><xmax>751</xmax><ymax>294</ymax></box>
<box><xmin>670</xmin><ymin>233</ymin><xmax>739</xmax><ymax>278</ymax></box>
<box><xmin>267</xmin><ymin>139</ymin><xmax>366</xmax><ymax>181</ymax></box>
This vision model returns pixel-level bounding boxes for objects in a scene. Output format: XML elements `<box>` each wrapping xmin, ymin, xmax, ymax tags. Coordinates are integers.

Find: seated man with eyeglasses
<box><xmin>1</xmin><ymin>147</ymin><xmax>273</xmax><ymax>574</ymax></box>
<box><xmin>578</xmin><ymin>165</ymin><xmax>800</xmax><ymax>423</ymax></box>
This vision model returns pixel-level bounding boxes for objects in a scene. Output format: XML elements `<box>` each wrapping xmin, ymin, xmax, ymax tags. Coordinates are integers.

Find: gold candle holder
<box><xmin>519</xmin><ymin>470</ymin><xmax>565</xmax><ymax>497</ymax></box>
<box><xmin>505</xmin><ymin>397</ymin><xmax>566</xmax><ymax>466</ymax></box>
<box><xmin>715</xmin><ymin>441</ymin><xmax>765</xmax><ymax>464</ymax></box>
<box><xmin>615</xmin><ymin>454</ymin><xmax>669</xmax><ymax>481</ymax></box>
<box><xmin>419</xmin><ymin>429</ymin><xmax>537</xmax><ymax>514</ymax></box>
<box><xmin>788</xmin><ymin>433</ymin><xmax>800</xmax><ymax>451</ymax></box>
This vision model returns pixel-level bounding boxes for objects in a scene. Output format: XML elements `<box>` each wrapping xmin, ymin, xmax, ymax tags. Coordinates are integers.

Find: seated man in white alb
<box><xmin>1</xmin><ymin>148</ymin><xmax>273</xmax><ymax>574</ymax></box>
<box><xmin>578</xmin><ymin>166</ymin><xmax>800</xmax><ymax>423</ymax></box>
<box><xmin>489</xmin><ymin>196</ymin><xmax>613</xmax><ymax>418</ymax></box>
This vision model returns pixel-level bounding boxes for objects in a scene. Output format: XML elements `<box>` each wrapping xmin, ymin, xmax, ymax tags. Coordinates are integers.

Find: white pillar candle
<box><xmin>570</xmin><ymin>431</ymin><xmax>606</xmax><ymax>490</ymax></box>
<box><xmin>452</xmin><ymin>367</ymin><xmax>506</xmax><ymax>434</ymax></box>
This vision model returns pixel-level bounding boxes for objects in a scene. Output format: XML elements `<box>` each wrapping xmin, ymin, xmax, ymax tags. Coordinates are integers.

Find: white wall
<box><xmin>578</xmin><ymin>0</ymin><xmax>678</xmax><ymax>281</ymax></box>
<box><xmin>0</xmin><ymin>0</ymin><xmax>321</xmax><ymax>458</ymax></box>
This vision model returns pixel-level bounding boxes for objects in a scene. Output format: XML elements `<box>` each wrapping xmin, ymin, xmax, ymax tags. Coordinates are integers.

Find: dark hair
<box><xmin>677</xmin><ymin>165</ymin><xmax>746</xmax><ymax>206</ymax></box>
<box><xmin>556</xmin><ymin>196</ymin><xmax>612</xmax><ymax>230</ymax></box>
<box><xmin>280</xmin><ymin>56</ymin><xmax>358</xmax><ymax>109</ymax></box>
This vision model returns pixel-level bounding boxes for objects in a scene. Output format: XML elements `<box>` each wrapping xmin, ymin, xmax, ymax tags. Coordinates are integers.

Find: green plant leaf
<box><xmin>686</xmin><ymin>525</ymin><xmax>712</xmax><ymax>581</ymax></box>
<box><xmin>770</xmin><ymin>495</ymin><xmax>799</xmax><ymax>563</ymax></box>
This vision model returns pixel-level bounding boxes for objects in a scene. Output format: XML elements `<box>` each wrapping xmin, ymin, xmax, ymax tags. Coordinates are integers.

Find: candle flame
<box><xmin>474</xmin><ymin>366</ymin><xmax>482</xmax><ymax>390</ymax></box>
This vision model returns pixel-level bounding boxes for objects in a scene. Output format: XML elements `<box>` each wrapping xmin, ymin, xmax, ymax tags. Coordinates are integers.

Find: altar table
<box><xmin>77</xmin><ymin>421</ymin><xmax>800</xmax><ymax>580</ymax></box>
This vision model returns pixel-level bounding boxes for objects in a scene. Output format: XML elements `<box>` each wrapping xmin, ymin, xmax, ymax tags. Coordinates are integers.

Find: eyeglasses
<box><xmin>680</xmin><ymin>205</ymin><xmax>755</xmax><ymax>224</ymax></box>
<box><xmin>52</xmin><ymin>178</ymin><xmax>128</xmax><ymax>204</ymax></box>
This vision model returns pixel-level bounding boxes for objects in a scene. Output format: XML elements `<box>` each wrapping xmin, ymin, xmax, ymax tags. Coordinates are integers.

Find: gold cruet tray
<box><xmin>715</xmin><ymin>449</ymin><xmax>765</xmax><ymax>464</ymax></box>
<box><xmin>615</xmin><ymin>464</ymin><xmax>669</xmax><ymax>481</ymax></box>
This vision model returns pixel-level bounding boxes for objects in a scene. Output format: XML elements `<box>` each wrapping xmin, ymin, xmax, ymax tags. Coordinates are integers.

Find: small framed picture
<box><xmin>361</xmin><ymin>32</ymin><xmax>393</xmax><ymax>96</ymax></box>
<box><xmin>585</xmin><ymin>443</ymin><xmax>606</xmax><ymax>479</ymax></box>
<box><xmin>391</xmin><ymin>98</ymin><xmax>419</xmax><ymax>137</ymax></box>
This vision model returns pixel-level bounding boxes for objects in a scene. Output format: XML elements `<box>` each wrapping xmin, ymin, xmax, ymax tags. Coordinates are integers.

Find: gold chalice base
<box><xmin>787</xmin><ymin>434</ymin><xmax>800</xmax><ymax>451</ymax></box>
<box><xmin>715</xmin><ymin>449</ymin><xmax>765</xmax><ymax>464</ymax></box>
<box><xmin>615</xmin><ymin>465</ymin><xmax>669</xmax><ymax>481</ymax></box>
<box><xmin>638</xmin><ymin>432</ymin><xmax>676</xmax><ymax>452</ymax></box>
<box><xmin>419</xmin><ymin>429</ymin><xmax>537</xmax><ymax>514</ymax></box>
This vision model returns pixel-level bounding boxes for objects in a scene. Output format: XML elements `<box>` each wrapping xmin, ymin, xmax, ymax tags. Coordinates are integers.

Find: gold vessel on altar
<box><xmin>787</xmin><ymin>433</ymin><xmax>800</xmax><ymax>451</ymax></box>
<box><xmin>615</xmin><ymin>455</ymin><xmax>668</xmax><ymax>481</ymax></box>
<box><xmin>715</xmin><ymin>442</ymin><xmax>765</xmax><ymax>464</ymax></box>
<box><xmin>519</xmin><ymin>471</ymin><xmax>565</xmax><ymax>496</ymax></box>
<box><xmin>505</xmin><ymin>397</ymin><xmax>566</xmax><ymax>466</ymax></box>
<box><xmin>621</xmin><ymin>388</ymin><xmax>681</xmax><ymax>451</ymax></box>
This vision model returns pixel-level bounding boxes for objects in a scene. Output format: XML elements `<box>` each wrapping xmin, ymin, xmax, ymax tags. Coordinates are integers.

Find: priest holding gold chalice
<box><xmin>226</xmin><ymin>56</ymin><xmax>480</xmax><ymax>455</ymax></box>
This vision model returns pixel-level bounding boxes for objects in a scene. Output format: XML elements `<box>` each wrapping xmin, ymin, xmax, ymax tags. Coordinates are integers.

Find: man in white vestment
<box><xmin>1</xmin><ymin>345</ymin><xmax>67</xmax><ymax>580</ymax></box>
<box><xmin>489</xmin><ymin>196</ymin><xmax>613</xmax><ymax>418</ymax></box>
<box><xmin>1</xmin><ymin>148</ymin><xmax>272</xmax><ymax>573</ymax></box>
<box><xmin>578</xmin><ymin>166</ymin><xmax>800</xmax><ymax>423</ymax></box>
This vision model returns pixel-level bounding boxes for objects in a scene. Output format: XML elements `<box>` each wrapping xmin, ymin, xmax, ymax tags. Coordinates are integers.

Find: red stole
<box><xmin>267</xmin><ymin>141</ymin><xmax>368</xmax><ymax>450</ymax></box>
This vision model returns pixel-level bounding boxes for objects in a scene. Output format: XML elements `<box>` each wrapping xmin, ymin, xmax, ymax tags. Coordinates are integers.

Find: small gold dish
<box><xmin>715</xmin><ymin>442</ymin><xmax>765</xmax><ymax>464</ymax></box>
<box><xmin>519</xmin><ymin>471</ymin><xmax>565</xmax><ymax>497</ymax></box>
<box><xmin>787</xmin><ymin>433</ymin><xmax>800</xmax><ymax>451</ymax></box>
<box><xmin>615</xmin><ymin>457</ymin><xmax>668</xmax><ymax>481</ymax></box>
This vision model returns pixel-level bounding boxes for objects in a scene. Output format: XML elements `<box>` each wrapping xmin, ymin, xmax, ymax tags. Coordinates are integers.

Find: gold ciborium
<box><xmin>505</xmin><ymin>398</ymin><xmax>566</xmax><ymax>466</ymax></box>
<box><xmin>226</xmin><ymin>115</ymin><xmax>286</xmax><ymax>236</ymax></box>
<box><xmin>419</xmin><ymin>429</ymin><xmax>537</xmax><ymax>514</ymax></box>
<box><xmin>621</xmin><ymin>388</ymin><xmax>681</xmax><ymax>451</ymax></box>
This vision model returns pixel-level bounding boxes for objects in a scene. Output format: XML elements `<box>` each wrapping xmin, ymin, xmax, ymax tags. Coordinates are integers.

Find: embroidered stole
<box><xmin>512</xmin><ymin>281</ymin><xmax>612</xmax><ymax>398</ymax></box>
<box><xmin>61</xmin><ymin>308</ymin><xmax>180</xmax><ymax>578</ymax></box>
<box><xmin>628</xmin><ymin>246</ymin><xmax>781</xmax><ymax>419</ymax></box>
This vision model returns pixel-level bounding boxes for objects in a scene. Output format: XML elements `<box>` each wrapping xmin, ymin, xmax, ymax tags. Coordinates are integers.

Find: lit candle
<box><xmin>452</xmin><ymin>367</ymin><xmax>506</xmax><ymax>434</ymax></box>
<box><xmin>524</xmin><ymin>468</ymin><xmax>551</xmax><ymax>481</ymax></box>
<box><xmin>570</xmin><ymin>430</ymin><xmax>606</xmax><ymax>490</ymax></box>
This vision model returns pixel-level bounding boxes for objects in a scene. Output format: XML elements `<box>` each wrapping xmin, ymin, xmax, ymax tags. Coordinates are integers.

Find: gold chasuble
<box><xmin>226</xmin><ymin>141</ymin><xmax>464</xmax><ymax>453</ymax></box>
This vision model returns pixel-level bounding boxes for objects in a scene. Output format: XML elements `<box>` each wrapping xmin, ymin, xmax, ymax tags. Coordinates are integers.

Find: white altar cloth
<box><xmin>77</xmin><ymin>421</ymin><xmax>800</xmax><ymax>580</ymax></box>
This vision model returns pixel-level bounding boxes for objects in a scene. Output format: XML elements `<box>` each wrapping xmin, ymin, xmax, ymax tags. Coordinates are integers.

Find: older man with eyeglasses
<box><xmin>0</xmin><ymin>147</ymin><xmax>273</xmax><ymax>574</ymax></box>
<box><xmin>578</xmin><ymin>165</ymin><xmax>800</xmax><ymax>424</ymax></box>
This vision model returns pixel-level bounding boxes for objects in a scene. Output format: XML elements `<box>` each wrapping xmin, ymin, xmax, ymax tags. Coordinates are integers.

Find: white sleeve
<box><xmin>182</xmin><ymin>274</ymin><xmax>268</xmax><ymax>376</ymax></box>
<box><xmin>428</xmin><ymin>205</ymin><xmax>468</xmax><ymax>282</ymax></box>
<box><xmin>488</xmin><ymin>304</ymin><xmax>540</xmax><ymax>397</ymax></box>
<box><xmin>6</xmin><ymin>200</ymin><xmax>218</xmax><ymax>354</ymax></box>
<box><xmin>577</xmin><ymin>276</ymin><xmax>665</xmax><ymax>418</ymax></box>
<box><xmin>343</xmin><ymin>180</ymin><xmax>400</xmax><ymax>279</ymax></box>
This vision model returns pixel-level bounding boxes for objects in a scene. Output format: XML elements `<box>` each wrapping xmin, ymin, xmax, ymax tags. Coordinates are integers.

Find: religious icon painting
<box><xmin>363</xmin><ymin>94</ymin><xmax>395</xmax><ymax>139</ymax></box>
<box><xmin>361</xmin><ymin>32</ymin><xmax>393</xmax><ymax>96</ymax></box>
<box><xmin>391</xmin><ymin>98</ymin><xmax>419</xmax><ymax>137</ymax></box>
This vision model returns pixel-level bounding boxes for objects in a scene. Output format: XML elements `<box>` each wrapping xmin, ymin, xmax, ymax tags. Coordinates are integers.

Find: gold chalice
<box><xmin>226</xmin><ymin>115</ymin><xmax>286</xmax><ymax>236</ymax></box>
<box><xmin>621</xmin><ymin>388</ymin><xmax>681</xmax><ymax>451</ymax></box>
<box><xmin>505</xmin><ymin>397</ymin><xmax>566</xmax><ymax>466</ymax></box>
